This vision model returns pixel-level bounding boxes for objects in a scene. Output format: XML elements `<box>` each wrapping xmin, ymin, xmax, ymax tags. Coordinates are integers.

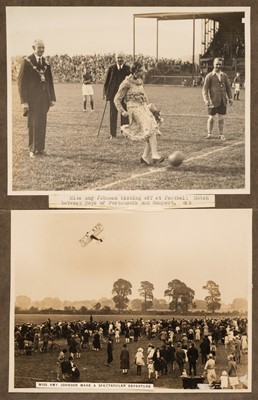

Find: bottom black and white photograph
<box><xmin>9</xmin><ymin>209</ymin><xmax>251</xmax><ymax>393</ymax></box>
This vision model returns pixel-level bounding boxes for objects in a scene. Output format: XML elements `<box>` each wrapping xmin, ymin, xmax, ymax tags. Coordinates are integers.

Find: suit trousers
<box><xmin>109</xmin><ymin>99</ymin><xmax>129</xmax><ymax>137</ymax></box>
<box><xmin>28</xmin><ymin>91</ymin><xmax>49</xmax><ymax>152</ymax></box>
<box><xmin>189</xmin><ymin>361</ymin><xmax>197</xmax><ymax>376</ymax></box>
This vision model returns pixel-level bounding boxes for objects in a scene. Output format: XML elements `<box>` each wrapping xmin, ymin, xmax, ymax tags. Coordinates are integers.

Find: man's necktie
<box><xmin>38</xmin><ymin>58</ymin><xmax>42</xmax><ymax>68</ymax></box>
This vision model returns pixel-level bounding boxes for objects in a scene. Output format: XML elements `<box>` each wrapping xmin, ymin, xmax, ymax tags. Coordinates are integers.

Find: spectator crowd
<box><xmin>11</xmin><ymin>53</ymin><xmax>197</xmax><ymax>84</ymax></box>
<box><xmin>15</xmin><ymin>316</ymin><xmax>248</xmax><ymax>389</ymax></box>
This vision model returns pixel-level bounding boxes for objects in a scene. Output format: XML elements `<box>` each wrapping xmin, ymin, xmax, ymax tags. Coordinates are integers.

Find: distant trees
<box><xmin>79</xmin><ymin>306</ymin><xmax>88</xmax><ymax>314</ymax></box>
<box><xmin>130</xmin><ymin>299</ymin><xmax>142</xmax><ymax>311</ymax></box>
<box><xmin>19</xmin><ymin>297</ymin><xmax>63</xmax><ymax>310</ymax></box>
<box><xmin>15</xmin><ymin>295</ymin><xmax>31</xmax><ymax>310</ymax></box>
<box><xmin>29</xmin><ymin>306</ymin><xmax>39</xmax><ymax>312</ymax></box>
<box><xmin>92</xmin><ymin>302</ymin><xmax>101</xmax><ymax>311</ymax></box>
<box><xmin>164</xmin><ymin>279</ymin><xmax>195</xmax><ymax>314</ymax></box>
<box><xmin>112</xmin><ymin>278</ymin><xmax>132</xmax><ymax>312</ymax></box>
<box><xmin>231</xmin><ymin>298</ymin><xmax>247</xmax><ymax>312</ymax></box>
<box><xmin>82</xmin><ymin>303</ymin><xmax>111</xmax><ymax>314</ymax></box>
<box><xmin>138</xmin><ymin>281</ymin><xmax>154</xmax><ymax>311</ymax></box>
<box><xmin>194</xmin><ymin>299</ymin><xmax>207</xmax><ymax>311</ymax></box>
<box><xmin>39</xmin><ymin>297</ymin><xmax>63</xmax><ymax>310</ymax></box>
<box><xmin>101</xmin><ymin>305</ymin><xmax>112</xmax><ymax>314</ymax></box>
<box><xmin>64</xmin><ymin>305</ymin><xmax>76</xmax><ymax>312</ymax></box>
<box><xmin>203</xmin><ymin>280</ymin><xmax>221</xmax><ymax>313</ymax></box>
<box><xmin>152</xmin><ymin>298</ymin><xmax>169</xmax><ymax>310</ymax></box>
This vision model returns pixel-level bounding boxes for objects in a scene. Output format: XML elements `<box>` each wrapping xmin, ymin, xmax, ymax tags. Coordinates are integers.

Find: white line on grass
<box><xmin>165</xmin><ymin>113</ymin><xmax>244</xmax><ymax>119</ymax></box>
<box><xmin>94</xmin><ymin>141</ymin><xmax>244</xmax><ymax>190</ymax></box>
<box><xmin>185</xmin><ymin>141</ymin><xmax>244</xmax><ymax>162</ymax></box>
<box><xmin>45</xmin><ymin>112</ymin><xmax>244</xmax><ymax>120</ymax></box>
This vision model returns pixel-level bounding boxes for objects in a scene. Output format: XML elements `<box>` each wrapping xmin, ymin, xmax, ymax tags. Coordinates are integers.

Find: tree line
<box><xmin>112</xmin><ymin>278</ymin><xmax>222</xmax><ymax>314</ymax></box>
<box><xmin>16</xmin><ymin>279</ymin><xmax>248</xmax><ymax>314</ymax></box>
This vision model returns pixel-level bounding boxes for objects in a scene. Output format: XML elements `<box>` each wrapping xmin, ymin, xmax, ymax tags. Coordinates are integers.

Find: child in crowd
<box><xmin>135</xmin><ymin>347</ymin><xmax>145</xmax><ymax>375</ymax></box>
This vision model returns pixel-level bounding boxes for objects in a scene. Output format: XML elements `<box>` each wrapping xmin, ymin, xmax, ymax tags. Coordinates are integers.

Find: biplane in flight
<box><xmin>79</xmin><ymin>223</ymin><xmax>104</xmax><ymax>247</ymax></box>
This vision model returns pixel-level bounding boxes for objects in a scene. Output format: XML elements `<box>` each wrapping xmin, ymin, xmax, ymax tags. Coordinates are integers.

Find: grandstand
<box><xmin>134</xmin><ymin>11</ymin><xmax>245</xmax><ymax>86</ymax></box>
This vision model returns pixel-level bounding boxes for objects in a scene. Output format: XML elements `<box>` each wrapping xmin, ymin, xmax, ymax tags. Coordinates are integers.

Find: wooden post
<box><xmin>156</xmin><ymin>19</ymin><xmax>159</xmax><ymax>61</ymax></box>
<box><xmin>133</xmin><ymin>15</ymin><xmax>136</xmax><ymax>60</ymax></box>
<box><xmin>192</xmin><ymin>15</ymin><xmax>196</xmax><ymax>78</ymax></box>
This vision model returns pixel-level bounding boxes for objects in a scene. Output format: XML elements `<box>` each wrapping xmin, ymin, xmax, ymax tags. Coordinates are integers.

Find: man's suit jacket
<box><xmin>202</xmin><ymin>71</ymin><xmax>232</xmax><ymax>107</ymax></box>
<box><xmin>18</xmin><ymin>53</ymin><xmax>56</xmax><ymax>108</ymax></box>
<box><xmin>103</xmin><ymin>63</ymin><xmax>130</xmax><ymax>101</ymax></box>
<box><xmin>187</xmin><ymin>346</ymin><xmax>199</xmax><ymax>362</ymax></box>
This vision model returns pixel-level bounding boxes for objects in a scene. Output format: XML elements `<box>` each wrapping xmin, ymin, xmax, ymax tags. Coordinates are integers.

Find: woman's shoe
<box><xmin>152</xmin><ymin>156</ymin><xmax>165</xmax><ymax>165</ymax></box>
<box><xmin>140</xmin><ymin>157</ymin><xmax>150</xmax><ymax>165</ymax></box>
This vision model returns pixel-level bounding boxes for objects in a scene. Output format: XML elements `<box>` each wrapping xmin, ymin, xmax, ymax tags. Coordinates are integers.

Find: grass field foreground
<box><xmin>14</xmin><ymin>335</ymin><xmax>248</xmax><ymax>390</ymax></box>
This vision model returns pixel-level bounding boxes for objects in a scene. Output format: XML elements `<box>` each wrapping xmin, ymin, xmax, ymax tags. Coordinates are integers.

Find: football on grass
<box><xmin>168</xmin><ymin>151</ymin><xmax>185</xmax><ymax>167</ymax></box>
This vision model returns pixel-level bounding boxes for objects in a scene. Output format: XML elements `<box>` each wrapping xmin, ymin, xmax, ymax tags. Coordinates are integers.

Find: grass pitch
<box><xmin>13</xmin><ymin>337</ymin><xmax>248</xmax><ymax>390</ymax></box>
<box><xmin>11</xmin><ymin>83</ymin><xmax>246</xmax><ymax>192</ymax></box>
<box><xmin>14</xmin><ymin>336</ymin><xmax>248</xmax><ymax>391</ymax></box>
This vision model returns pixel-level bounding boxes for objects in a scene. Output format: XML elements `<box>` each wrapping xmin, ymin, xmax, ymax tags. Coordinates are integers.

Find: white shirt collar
<box><xmin>117</xmin><ymin>64</ymin><xmax>124</xmax><ymax>70</ymax></box>
<box><xmin>212</xmin><ymin>69</ymin><xmax>222</xmax><ymax>77</ymax></box>
<box><xmin>34</xmin><ymin>54</ymin><xmax>43</xmax><ymax>62</ymax></box>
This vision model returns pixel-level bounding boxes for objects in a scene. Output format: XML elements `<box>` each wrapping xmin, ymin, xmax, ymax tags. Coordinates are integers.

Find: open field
<box><xmin>13</xmin><ymin>335</ymin><xmax>248</xmax><ymax>391</ymax></box>
<box><xmin>13</xmin><ymin>314</ymin><xmax>248</xmax><ymax>391</ymax></box>
<box><xmin>14</xmin><ymin>313</ymin><xmax>246</xmax><ymax>326</ymax></box>
<box><xmin>11</xmin><ymin>83</ymin><xmax>246</xmax><ymax>192</ymax></box>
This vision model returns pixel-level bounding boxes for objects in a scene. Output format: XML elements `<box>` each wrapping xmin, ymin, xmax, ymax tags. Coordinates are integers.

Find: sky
<box><xmin>11</xmin><ymin>209</ymin><xmax>252</xmax><ymax>305</ymax></box>
<box><xmin>6</xmin><ymin>6</ymin><xmax>203</xmax><ymax>59</ymax></box>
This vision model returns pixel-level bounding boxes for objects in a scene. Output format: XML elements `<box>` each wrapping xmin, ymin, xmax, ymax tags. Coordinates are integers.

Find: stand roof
<box><xmin>133</xmin><ymin>11</ymin><xmax>245</xmax><ymax>22</ymax></box>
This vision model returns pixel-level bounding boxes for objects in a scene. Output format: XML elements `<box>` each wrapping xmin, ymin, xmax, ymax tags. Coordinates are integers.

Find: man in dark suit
<box><xmin>103</xmin><ymin>52</ymin><xmax>130</xmax><ymax>139</ymax></box>
<box><xmin>106</xmin><ymin>337</ymin><xmax>113</xmax><ymax>366</ymax></box>
<box><xmin>18</xmin><ymin>39</ymin><xmax>56</xmax><ymax>158</ymax></box>
<box><xmin>187</xmin><ymin>342</ymin><xmax>199</xmax><ymax>376</ymax></box>
<box><xmin>202</xmin><ymin>57</ymin><xmax>233</xmax><ymax>141</ymax></box>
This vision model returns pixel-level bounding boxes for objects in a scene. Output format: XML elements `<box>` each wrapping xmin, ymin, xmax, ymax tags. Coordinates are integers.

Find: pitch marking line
<box><xmin>94</xmin><ymin>141</ymin><xmax>244</xmax><ymax>190</ymax></box>
<box><xmin>165</xmin><ymin>113</ymin><xmax>244</xmax><ymax>120</ymax></box>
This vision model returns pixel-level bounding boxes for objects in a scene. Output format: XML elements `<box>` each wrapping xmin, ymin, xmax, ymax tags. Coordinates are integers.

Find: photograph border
<box><xmin>5</xmin><ymin>4</ymin><xmax>251</xmax><ymax>196</ymax></box>
<box><xmin>8</xmin><ymin>208</ymin><xmax>252</xmax><ymax>394</ymax></box>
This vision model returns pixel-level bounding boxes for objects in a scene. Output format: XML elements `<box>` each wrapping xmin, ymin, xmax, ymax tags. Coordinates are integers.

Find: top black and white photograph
<box><xmin>6</xmin><ymin>6</ymin><xmax>250</xmax><ymax>195</ymax></box>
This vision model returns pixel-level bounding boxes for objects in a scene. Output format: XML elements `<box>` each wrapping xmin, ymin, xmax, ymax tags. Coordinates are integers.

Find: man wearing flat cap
<box><xmin>18</xmin><ymin>39</ymin><xmax>56</xmax><ymax>158</ymax></box>
<box><xmin>103</xmin><ymin>52</ymin><xmax>130</xmax><ymax>139</ymax></box>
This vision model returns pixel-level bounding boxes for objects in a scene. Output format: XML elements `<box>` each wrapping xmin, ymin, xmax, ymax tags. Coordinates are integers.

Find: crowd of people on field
<box><xmin>14</xmin><ymin>316</ymin><xmax>248</xmax><ymax>388</ymax></box>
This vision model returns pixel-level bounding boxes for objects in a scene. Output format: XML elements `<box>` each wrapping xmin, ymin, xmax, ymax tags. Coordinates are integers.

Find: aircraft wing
<box><xmin>79</xmin><ymin>223</ymin><xmax>104</xmax><ymax>246</ymax></box>
<box><xmin>79</xmin><ymin>236</ymin><xmax>92</xmax><ymax>247</ymax></box>
<box><xmin>91</xmin><ymin>222</ymin><xmax>104</xmax><ymax>236</ymax></box>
